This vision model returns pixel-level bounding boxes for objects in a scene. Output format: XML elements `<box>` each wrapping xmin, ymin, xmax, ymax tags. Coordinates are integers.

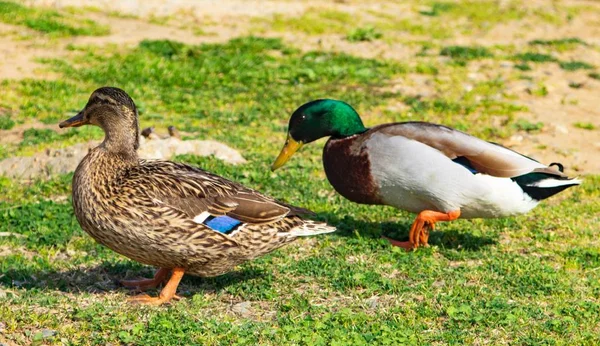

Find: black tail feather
<box><xmin>512</xmin><ymin>171</ymin><xmax>580</xmax><ymax>201</ymax></box>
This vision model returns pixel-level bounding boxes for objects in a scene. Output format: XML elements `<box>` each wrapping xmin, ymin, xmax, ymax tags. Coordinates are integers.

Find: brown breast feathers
<box><xmin>322</xmin><ymin>133</ymin><xmax>382</xmax><ymax>205</ymax></box>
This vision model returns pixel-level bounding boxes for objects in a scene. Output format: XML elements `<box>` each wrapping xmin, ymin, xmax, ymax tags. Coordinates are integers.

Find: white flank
<box><xmin>192</xmin><ymin>211</ymin><xmax>212</xmax><ymax>224</ymax></box>
<box><xmin>366</xmin><ymin>133</ymin><xmax>541</xmax><ymax>219</ymax></box>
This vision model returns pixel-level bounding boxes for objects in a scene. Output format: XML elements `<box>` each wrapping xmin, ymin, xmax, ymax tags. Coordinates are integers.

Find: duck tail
<box><xmin>512</xmin><ymin>166</ymin><xmax>582</xmax><ymax>201</ymax></box>
<box><xmin>286</xmin><ymin>220</ymin><xmax>336</xmax><ymax>237</ymax></box>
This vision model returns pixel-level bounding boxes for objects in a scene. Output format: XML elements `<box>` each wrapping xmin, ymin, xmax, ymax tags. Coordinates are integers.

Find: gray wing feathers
<box><xmin>378</xmin><ymin>122</ymin><xmax>547</xmax><ymax>178</ymax></box>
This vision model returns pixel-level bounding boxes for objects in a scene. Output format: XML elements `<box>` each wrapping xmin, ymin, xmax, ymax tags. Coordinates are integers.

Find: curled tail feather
<box><xmin>512</xmin><ymin>166</ymin><xmax>581</xmax><ymax>201</ymax></box>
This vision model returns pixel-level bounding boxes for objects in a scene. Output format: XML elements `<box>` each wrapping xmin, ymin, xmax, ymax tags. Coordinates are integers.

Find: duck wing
<box><xmin>125</xmin><ymin>160</ymin><xmax>309</xmax><ymax>226</ymax></box>
<box><xmin>375</xmin><ymin>121</ymin><xmax>564</xmax><ymax>178</ymax></box>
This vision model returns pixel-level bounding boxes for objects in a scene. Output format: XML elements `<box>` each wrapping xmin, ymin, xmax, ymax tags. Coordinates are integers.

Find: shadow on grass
<box><xmin>318</xmin><ymin>212</ymin><xmax>497</xmax><ymax>251</ymax></box>
<box><xmin>0</xmin><ymin>260</ymin><xmax>265</xmax><ymax>296</ymax></box>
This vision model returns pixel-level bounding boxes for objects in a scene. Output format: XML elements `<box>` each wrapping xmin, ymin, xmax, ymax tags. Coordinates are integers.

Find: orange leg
<box><xmin>385</xmin><ymin>210</ymin><xmax>461</xmax><ymax>251</ymax></box>
<box><xmin>127</xmin><ymin>268</ymin><xmax>185</xmax><ymax>305</ymax></box>
<box><xmin>120</xmin><ymin>267</ymin><xmax>171</xmax><ymax>291</ymax></box>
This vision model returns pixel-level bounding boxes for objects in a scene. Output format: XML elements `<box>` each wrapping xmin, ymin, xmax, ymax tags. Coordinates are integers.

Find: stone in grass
<box><xmin>231</xmin><ymin>301</ymin><xmax>252</xmax><ymax>317</ymax></box>
<box><xmin>32</xmin><ymin>329</ymin><xmax>56</xmax><ymax>341</ymax></box>
<box><xmin>0</xmin><ymin>133</ymin><xmax>246</xmax><ymax>179</ymax></box>
<box><xmin>364</xmin><ymin>296</ymin><xmax>379</xmax><ymax>310</ymax></box>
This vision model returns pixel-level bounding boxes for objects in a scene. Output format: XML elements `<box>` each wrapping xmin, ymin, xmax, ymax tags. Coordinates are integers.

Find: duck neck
<box><xmin>100</xmin><ymin>117</ymin><xmax>140</xmax><ymax>162</ymax></box>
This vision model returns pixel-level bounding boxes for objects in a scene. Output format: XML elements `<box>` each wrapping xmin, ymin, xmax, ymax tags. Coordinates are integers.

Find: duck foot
<box><xmin>381</xmin><ymin>236</ymin><xmax>416</xmax><ymax>251</ymax></box>
<box><xmin>126</xmin><ymin>268</ymin><xmax>185</xmax><ymax>305</ymax></box>
<box><xmin>120</xmin><ymin>267</ymin><xmax>171</xmax><ymax>291</ymax></box>
<box><xmin>385</xmin><ymin>209</ymin><xmax>461</xmax><ymax>250</ymax></box>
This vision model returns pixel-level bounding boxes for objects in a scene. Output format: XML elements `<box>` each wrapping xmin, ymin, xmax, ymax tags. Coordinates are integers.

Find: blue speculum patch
<box><xmin>204</xmin><ymin>215</ymin><xmax>243</xmax><ymax>233</ymax></box>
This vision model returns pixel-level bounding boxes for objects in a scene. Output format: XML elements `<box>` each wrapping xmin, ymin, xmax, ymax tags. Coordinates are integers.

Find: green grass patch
<box><xmin>513</xmin><ymin>118</ymin><xmax>544</xmax><ymax>132</ymax></box>
<box><xmin>420</xmin><ymin>1</ymin><xmax>527</xmax><ymax>28</ymax></box>
<box><xmin>346</xmin><ymin>27</ymin><xmax>382</xmax><ymax>42</ymax></box>
<box><xmin>419</xmin><ymin>2</ymin><xmax>457</xmax><ymax>16</ymax></box>
<box><xmin>573</xmin><ymin>122</ymin><xmax>595</xmax><ymax>130</ymax></box>
<box><xmin>1</xmin><ymin>36</ymin><xmax>406</xmax><ymax>158</ymax></box>
<box><xmin>589</xmin><ymin>72</ymin><xmax>600</xmax><ymax>80</ymax></box>
<box><xmin>0</xmin><ymin>1</ymin><xmax>109</xmax><ymax>36</ymax></box>
<box><xmin>440</xmin><ymin>45</ymin><xmax>493</xmax><ymax>60</ymax></box>
<box><xmin>529</xmin><ymin>37</ymin><xmax>587</xmax><ymax>51</ymax></box>
<box><xmin>512</xmin><ymin>52</ymin><xmax>558</xmax><ymax>63</ymax></box>
<box><xmin>559</xmin><ymin>61</ymin><xmax>594</xmax><ymax>71</ymax></box>
<box><xmin>514</xmin><ymin>63</ymin><xmax>532</xmax><ymax>71</ymax></box>
<box><xmin>0</xmin><ymin>113</ymin><xmax>15</xmax><ymax>129</ymax></box>
<box><xmin>1</xmin><ymin>156</ymin><xmax>598</xmax><ymax>344</ymax></box>
<box><xmin>527</xmin><ymin>83</ymin><xmax>549</xmax><ymax>97</ymax></box>
<box><xmin>268</xmin><ymin>8</ymin><xmax>354</xmax><ymax>35</ymax></box>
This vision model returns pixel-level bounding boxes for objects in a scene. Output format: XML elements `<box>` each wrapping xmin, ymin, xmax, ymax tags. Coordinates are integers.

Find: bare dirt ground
<box><xmin>4</xmin><ymin>0</ymin><xmax>599</xmax><ymax>174</ymax></box>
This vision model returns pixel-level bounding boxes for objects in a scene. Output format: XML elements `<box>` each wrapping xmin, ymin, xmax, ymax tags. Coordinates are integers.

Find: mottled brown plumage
<box><xmin>60</xmin><ymin>87</ymin><xmax>335</xmax><ymax>305</ymax></box>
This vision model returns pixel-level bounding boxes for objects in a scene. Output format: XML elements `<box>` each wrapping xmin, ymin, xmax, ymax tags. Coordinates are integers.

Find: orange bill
<box><xmin>271</xmin><ymin>134</ymin><xmax>304</xmax><ymax>171</ymax></box>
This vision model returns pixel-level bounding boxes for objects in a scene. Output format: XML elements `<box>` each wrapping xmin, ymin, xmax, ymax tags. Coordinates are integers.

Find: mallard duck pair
<box><xmin>61</xmin><ymin>88</ymin><xmax>579</xmax><ymax>305</ymax></box>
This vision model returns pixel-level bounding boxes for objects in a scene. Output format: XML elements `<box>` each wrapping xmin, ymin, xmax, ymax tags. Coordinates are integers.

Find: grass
<box><xmin>1</xmin><ymin>1</ymin><xmax>600</xmax><ymax>345</ymax></box>
<box><xmin>529</xmin><ymin>37</ymin><xmax>587</xmax><ymax>51</ymax></box>
<box><xmin>559</xmin><ymin>61</ymin><xmax>594</xmax><ymax>71</ymax></box>
<box><xmin>512</xmin><ymin>52</ymin><xmax>558</xmax><ymax>63</ymax></box>
<box><xmin>440</xmin><ymin>45</ymin><xmax>493</xmax><ymax>60</ymax></box>
<box><xmin>0</xmin><ymin>1</ymin><xmax>109</xmax><ymax>37</ymax></box>
<box><xmin>267</xmin><ymin>8</ymin><xmax>354</xmax><ymax>35</ymax></box>
<box><xmin>573</xmin><ymin>122</ymin><xmax>595</xmax><ymax>130</ymax></box>
<box><xmin>346</xmin><ymin>27</ymin><xmax>382</xmax><ymax>42</ymax></box>
<box><xmin>265</xmin><ymin>1</ymin><xmax>580</xmax><ymax>41</ymax></box>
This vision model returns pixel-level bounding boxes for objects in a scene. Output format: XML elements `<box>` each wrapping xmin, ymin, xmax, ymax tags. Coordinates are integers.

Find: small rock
<box><xmin>231</xmin><ymin>301</ymin><xmax>252</xmax><ymax>317</ymax></box>
<box><xmin>467</xmin><ymin>73</ymin><xmax>480</xmax><ymax>81</ymax></box>
<box><xmin>141</xmin><ymin>127</ymin><xmax>155</xmax><ymax>138</ymax></box>
<box><xmin>41</xmin><ymin>329</ymin><xmax>56</xmax><ymax>338</ymax></box>
<box><xmin>364</xmin><ymin>296</ymin><xmax>379</xmax><ymax>310</ymax></box>
<box><xmin>168</xmin><ymin>126</ymin><xmax>180</xmax><ymax>139</ymax></box>
<box><xmin>0</xmin><ymin>290</ymin><xmax>7</xmax><ymax>299</ymax></box>
<box><xmin>0</xmin><ymin>232</ymin><xmax>25</xmax><ymax>238</ymax></box>
<box><xmin>432</xmin><ymin>280</ymin><xmax>445</xmax><ymax>288</ymax></box>
<box><xmin>0</xmin><ymin>321</ymin><xmax>6</xmax><ymax>332</ymax></box>
<box><xmin>147</xmin><ymin>133</ymin><xmax>161</xmax><ymax>140</ymax></box>
<box><xmin>506</xmin><ymin>134</ymin><xmax>524</xmax><ymax>147</ymax></box>
<box><xmin>499</xmin><ymin>61</ymin><xmax>512</xmax><ymax>68</ymax></box>
<box><xmin>553</xmin><ymin>124</ymin><xmax>569</xmax><ymax>134</ymax></box>
<box><xmin>0</xmin><ymin>136</ymin><xmax>246</xmax><ymax>179</ymax></box>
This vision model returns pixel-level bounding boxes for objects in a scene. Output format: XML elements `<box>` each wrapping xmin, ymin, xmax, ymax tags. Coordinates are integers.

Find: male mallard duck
<box><xmin>271</xmin><ymin>99</ymin><xmax>580</xmax><ymax>250</ymax></box>
<box><xmin>59</xmin><ymin>87</ymin><xmax>335</xmax><ymax>305</ymax></box>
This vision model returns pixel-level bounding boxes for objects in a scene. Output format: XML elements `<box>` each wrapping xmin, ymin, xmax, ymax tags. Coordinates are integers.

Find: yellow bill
<box><xmin>59</xmin><ymin>111</ymin><xmax>87</xmax><ymax>128</ymax></box>
<box><xmin>271</xmin><ymin>134</ymin><xmax>304</xmax><ymax>171</ymax></box>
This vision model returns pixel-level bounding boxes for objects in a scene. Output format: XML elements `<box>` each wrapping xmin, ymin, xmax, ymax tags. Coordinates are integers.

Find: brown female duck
<box><xmin>59</xmin><ymin>87</ymin><xmax>335</xmax><ymax>305</ymax></box>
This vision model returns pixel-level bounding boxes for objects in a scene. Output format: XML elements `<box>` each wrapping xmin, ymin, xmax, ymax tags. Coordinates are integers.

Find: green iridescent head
<box><xmin>272</xmin><ymin>99</ymin><xmax>366</xmax><ymax>170</ymax></box>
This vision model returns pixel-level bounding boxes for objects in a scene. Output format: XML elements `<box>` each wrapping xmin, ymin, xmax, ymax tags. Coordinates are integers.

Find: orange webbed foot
<box><xmin>125</xmin><ymin>268</ymin><xmax>185</xmax><ymax>306</ymax></box>
<box><xmin>120</xmin><ymin>267</ymin><xmax>171</xmax><ymax>291</ymax></box>
<box><xmin>385</xmin><ymin>209</ymin><xmax>461</xmax><ymax>250</ymax></box>
<box><xmin>382</xmin><ymin>236</ymin><xmax>414</xmax><ymax>251</ymax></box>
